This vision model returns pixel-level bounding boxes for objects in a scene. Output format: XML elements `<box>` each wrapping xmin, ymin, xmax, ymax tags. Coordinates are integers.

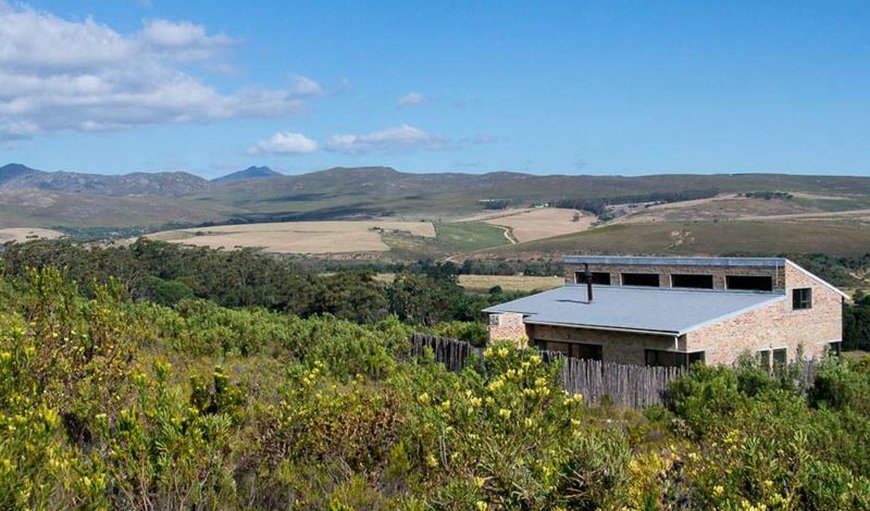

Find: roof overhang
<box><xmin>522</xmin><ymin>317</ymin><xmax>680</xmax><ymax>336</ymax></box>
<box><xmin>562</xmin><ymin>255</ymin><xmax>787</xmax><ymax>267</ymax></box>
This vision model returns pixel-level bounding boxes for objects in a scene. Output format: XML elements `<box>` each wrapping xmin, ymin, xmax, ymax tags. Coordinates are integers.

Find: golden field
<box><xmin>149</xmin><ymin>220</ymin><xmax>436</xmax><ymax>254</ymax></box>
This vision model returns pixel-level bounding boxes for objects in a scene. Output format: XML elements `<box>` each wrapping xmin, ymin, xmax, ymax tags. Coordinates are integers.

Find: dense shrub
<box><xmin>0</xmin><ymin>265</ymin><xmax>867</xmax><ymax>509</ymax></box>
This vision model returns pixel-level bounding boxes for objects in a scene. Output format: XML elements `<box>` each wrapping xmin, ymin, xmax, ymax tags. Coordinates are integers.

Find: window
<box><xmin>726</xmin><ymin>275</ymin><xmax>773</xmax><ymax>291</ymax></box>
<box><xmin>792</xmin><ymin>288</ymin><xmax>812</xmax><ymax>309</ymax></box>
<box><xmin>757</xmin><ymin>349</ymin><xmax>771</xmax><ymax>367</ymax></box>
<box><xmin>758</xmin><ymin>348</ymin><xmax>787</xmax><ymax>367</ymax></box>
<box><xmin>538</xmin><ymin>340</ymin><xmax>570</xmax><ymax>355</ymax></box>
<box><xmin>828</xmin><ymin>341</ymin><xmax>842</xmax><ymax>356</ymax></box>
<box><xmin>688</xmin><ymin>351</ymin><xmax>706</xmax><ymax>366</ymax></box>
<box><xmin>574</xmin><ymin>271</ymin><xmax>611</xmax><ymax>285</ymax></box>
<box><xmin>621</xmin><ymin>273</ymin><xmax>660</xmax><ymax>287</ymax></box>
<box><xmin>773</xmin><ymin>348</ymin><xmax>787</xmax><ymax>365</ymax></box>
<box><xmin>537</xmin><ymin>341</ymin><xmax>603</xmax><ymax>361</ymax></box>
<box><xmin>488</xmin><ymin>314</ymin><xmax>500</xmax><ymax>326</ymax></box>
<box><xmin>671</xmin><ymin>274</ymin><xmax>714</xmax><ymax>289</ymax></box>
<box><xmin>571</xmin><ymin>343</ymin><xmax>603</xmax><ymax>361</ymax></box>
<box><xmin>645</xmin><ymin>350</ymin><xmax>705</xmax><ymax>368</ymax></box>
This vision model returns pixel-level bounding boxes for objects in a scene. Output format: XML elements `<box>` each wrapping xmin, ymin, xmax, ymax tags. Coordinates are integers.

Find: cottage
<box><xmin>484</xmin><ymin>256</ymin><xmax>845</xmax><ymax>367</ymax></box>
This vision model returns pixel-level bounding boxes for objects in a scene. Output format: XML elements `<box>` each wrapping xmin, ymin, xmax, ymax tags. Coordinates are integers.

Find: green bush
<box><xmin>0</xmin><ymin>265</ymin><xmax>868</xmax><ymax>510</ymax></box>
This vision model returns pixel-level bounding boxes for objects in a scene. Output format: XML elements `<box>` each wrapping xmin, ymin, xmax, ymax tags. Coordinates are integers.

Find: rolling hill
<box><xmin>2</xmin><ymin>162</ymin><xmax>870</xmax><ymax>259</ymax></box>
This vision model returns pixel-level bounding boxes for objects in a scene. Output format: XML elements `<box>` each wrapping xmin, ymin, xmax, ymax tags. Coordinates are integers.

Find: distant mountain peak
<box><xmin>0</xmin><ymin>162</ymin><xmax>40</xmax><ymax>175</ymax></box>
<box><xmin>0</xmin><ymin>163</ymin><xmax>44</xmax><ymax>185</ymax></box>
<box><xmin>211</xmin><ymin>166</ymin><xmax>283</xmax><ymax>185</ymax></box>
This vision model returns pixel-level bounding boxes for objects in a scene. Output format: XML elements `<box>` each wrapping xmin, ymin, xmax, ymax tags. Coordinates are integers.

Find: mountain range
<box><xmin>1</xmin><ymin>162</ymin><xmax>870</xmax><ymax>233</ymax></box>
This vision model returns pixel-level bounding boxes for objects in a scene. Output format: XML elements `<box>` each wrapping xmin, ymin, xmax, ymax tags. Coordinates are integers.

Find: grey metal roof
<box><xmin>483</xmin><ymin>285</ymin><xmax>785</xmax><ymax>335</ymax></box>
<box><xmin>562</xmin><ymin>255</ymin><xmax>787</xmax><ymax>267</ymax></box>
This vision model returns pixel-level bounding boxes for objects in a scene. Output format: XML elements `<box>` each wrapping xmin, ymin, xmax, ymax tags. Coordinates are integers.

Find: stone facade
<box><xmin>685</xmin><ymin>261</ymin><xmax>843</xmax><ymax>364</ymax></box>
<box><xmin>488</xmin><ymin>259</ymin><xmax>844</xmax><ymax>367</ymax></box>
<box><xmin>529</xmin><ymin>324</ymin><xmax>674</xmax><ymax>366</ymax></box>
<box><xmin>487</xmin><ymin>312</ymin><xmax>531</xmax><ymax>344</ymax></box>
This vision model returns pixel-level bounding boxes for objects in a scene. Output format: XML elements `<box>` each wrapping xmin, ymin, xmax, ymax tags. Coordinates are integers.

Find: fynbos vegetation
<box><xmin>0</xmin><ymin>249</ymin><xmax>867</xmax><ymax>509</ymax></box>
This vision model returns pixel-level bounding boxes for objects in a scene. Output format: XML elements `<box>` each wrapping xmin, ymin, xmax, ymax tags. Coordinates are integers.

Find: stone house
<box><xmin>483</xmin><ymin>256</ymin><xmax>846</xmax><ymax>367</ymax></box>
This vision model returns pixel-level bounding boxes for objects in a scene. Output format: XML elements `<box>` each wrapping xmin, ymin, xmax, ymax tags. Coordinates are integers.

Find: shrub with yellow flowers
<box><xmin>390</xmin><ymin>341</ymin><xmax>632</xmax><ymax>510</ymax></box>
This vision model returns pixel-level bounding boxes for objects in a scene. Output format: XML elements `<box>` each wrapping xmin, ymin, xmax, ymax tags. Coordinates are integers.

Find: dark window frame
<box><xmin>537</xmin><ymin>340</ymin><xmax>603</xmax><ymax>361</ymax></box>
<box><xmin>773</xmin><ymin>348</ymin><xmax>787</xmax><ymax>365</ymax></box>
<box><xmin>621</xmin><ymin>272</ymin><xmax>661</xmax><ymax>287</ymax></box>
<box><xmin>644</xmin><ymin>349</ymin><xmax>705</xmax><ymax>368</ymax></box>
<box><xmin>726</xmin><ymin>275</ymin><xmax>774</xmax><ymax>291</ymax></box>
<box><xmin>758</xmin><ymin>347</ymin><xmax>788</xmax><ymax>367</ymax></box>
<box><xmin>671</xmin><ymin>273</ymin><xmax>715</xmax><ymax>289</ymax></box>
<box><xmin>792</xmin><ymin>288</ymin><xmax>812</xmax><ymax>310</ymax></box>
<box><xmin>574</xmin><ymin>271</ymin><xmax>612</xmax><ymax>285</ymax></box>
<box><xmin>758</xmin><ymin>349</ymin><xmax>771</xmax><ymax>367</ymax></box>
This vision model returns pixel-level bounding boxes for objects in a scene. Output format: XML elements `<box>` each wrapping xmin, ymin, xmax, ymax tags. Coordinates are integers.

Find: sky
<box><xmin>1</xmin><ymin>1</ymin><xmax>869</xmax><ymax>178</ymax></box>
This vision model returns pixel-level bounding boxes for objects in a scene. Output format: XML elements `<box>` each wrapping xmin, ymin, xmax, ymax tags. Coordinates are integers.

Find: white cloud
<box><xmin>293</xmin><ymin>75</ymin><xmax>323</xmax><ymax>96</ymax></box>
<box><xmin>397</xmin><ymin>92</ymin><xmax>426</xmax><ymax>108</ymax></box>
<box><xmin>141</xmin><ymin>19</ymin><xmax>230</xmax><ymax>48</ymax></box>
<box><xmin>248</xmin><ymin>131</ymin><xmax>318</xmax><ymax>155</ymax></box>
<box><xmin>326</xmin><ymin>124</ymin><xmax>447</xmax><ymax>154</ymax></box>
<box><xmin>0</xmin><ymin>2</ymin><xmax>319</xmax><ymax>139</ymax></box>
<box><xmin>140</xmin><ymin>19</ymin><xmax>233</xmax><ymax>61</ymax></box>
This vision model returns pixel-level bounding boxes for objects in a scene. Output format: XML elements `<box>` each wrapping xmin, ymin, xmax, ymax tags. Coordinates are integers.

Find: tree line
<box><xmin>0</xmin><ymin>239</ymin><xmax>530</xmax><ymax>344</ymax></box>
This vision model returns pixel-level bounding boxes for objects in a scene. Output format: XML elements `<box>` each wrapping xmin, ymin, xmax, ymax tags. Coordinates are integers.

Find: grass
<box><xmin>382</xmin><ymin>221</ymin><xmax>511</xmax><ymax>259</ymax></box>
<box><xmin>488</xmin><ymin>219</ymin><xmax>870</xmax><ymax>258</ymax></box>
<box><xmin>792</xmin><ymin>197</ymin><xmax>870</xmax><ymax>212</ymax></box>
<box><xmin>433</xmin><ymin>222</ymin><xmax>511</xmax><ymax>252</ymax></box>
<box><xmin>148</xmin><ymin>220</ymin><xmax>436</xmax><ymax>254</ymax></box>
<box><xmin>458</xmin><ymin>274</ymin><xmax>563</xmax><ymax>292</ymax></box>
<box><xmin>368</xmin><ymin>273</ymin><xmax>563</xmax><ymax>293</ymax></box>
<box><xmin>0</xmin><ymin>228</ymin><xmax>65</xmax><ymax>243</ymax></box>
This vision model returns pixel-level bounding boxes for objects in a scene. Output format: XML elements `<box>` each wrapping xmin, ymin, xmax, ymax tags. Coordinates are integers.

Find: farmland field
<box><xmin>458</xmin><ymin>274</ymin><xmax>564</xmax><ymax>292</ymax></box>
<box><xmin>432</xmin><ymin>222</ymin><xmax>511</xmax><ymax>252</ymax></box>
<box><xmin>149</xmin><ymin>220</ymin><xmax>436</xmax><ymax>254</ymax></box>
<box><xmin>484</xmin><ymin>217</ymin><xmax>870</xmax><ymax>259</ymax></box>
<box><xmin>370</xmin><ymin>273</ymin><xmax>564</xmax><ymax>292</ymax></box>
<box><xmin>459</xmin><ymin>208</ymin><xmax>596</xmax><ymax>243</ymax></box>
<box><xmin>0</xmin><ymin>227</ymin><xmax>65</xmax><ymax>243</ymax></box>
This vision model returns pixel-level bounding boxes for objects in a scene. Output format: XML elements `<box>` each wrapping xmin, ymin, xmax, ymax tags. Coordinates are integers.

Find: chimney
<box><xmin>584</xmin><ymin>263</ymin><xmax>593</xmax><ymax>303</ymax></box>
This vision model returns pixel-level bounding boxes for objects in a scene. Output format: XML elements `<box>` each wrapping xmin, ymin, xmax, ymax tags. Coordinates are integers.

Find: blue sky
<box><xmin>1</xmin><ymin>1</ymin><xmax>869</xmax><ymax>177</ymax></box>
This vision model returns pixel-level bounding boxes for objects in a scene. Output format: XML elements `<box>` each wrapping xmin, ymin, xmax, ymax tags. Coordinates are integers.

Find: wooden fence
<box><xmin>410</xmin><ymin>333</ymin><xmax>684</xmax><ymax>408</ymax></box>
<box><xmin>410</xmin><ymin>334</ymin><xmax>823</xmax><ymax>409</ymax></box>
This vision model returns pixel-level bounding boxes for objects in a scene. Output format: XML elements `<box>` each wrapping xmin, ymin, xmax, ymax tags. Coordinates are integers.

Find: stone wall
<box><xmin>529</xmin><ymin>324</ymin><xmax>675</xmax><ymax>366</ymax></box>
<box><xmin>487</xmin><ymin>312</ymin><xmax>530</xmax><ymax>344</ymax></box>
<box><xmin>686</xmin><ymin>261</ymin><xmax>843</xmax><ymax>364</ymax></box>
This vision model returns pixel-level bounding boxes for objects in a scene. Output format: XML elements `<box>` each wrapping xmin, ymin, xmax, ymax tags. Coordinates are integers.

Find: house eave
<box><xmin>522</xmin><ymin>318</ymin><xmax>680</xmax><ymax>337</ymax></box>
